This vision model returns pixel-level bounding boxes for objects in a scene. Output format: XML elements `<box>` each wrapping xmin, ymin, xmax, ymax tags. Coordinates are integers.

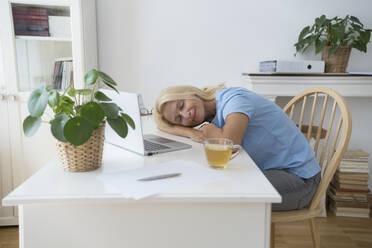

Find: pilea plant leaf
<box><xmin>50</xmin><ymin>114</ymin><xmax>70</xmax><ymax>142</ymax></box>
<box><xmin>107</xmin><ymin>116</ymin><xmax>128</xmax><ymax>138</ymax></box>
<box><xmin>94</xmin><ymin>91</ymin><xmax>112</xmax><ymax>101</ymax></box>
<box><xmin>48</xmin><ymin>90</ymin><xmax>60</xmax><ymax>109</ymax></box>
<box><xmin>101</xmin><ymin>81</ymin><xmax>119</xmax><ymax>93</ymax></box>
<box><xmin>97</xmin><ymin>71</ymin><xmax>117</xmax><ymax>86</ymax></box>
<box><xmin>76</xmin><ymin>89</ymin><xmax>92</xmax><ymax>95</ymax></box>
<box><xmin>63</xmin><ymin>117</ymin><xmax>93</xmax><ymax>146</ymax></box>
<box><xmin>67</xmin><ymin>87</ymin><xmax>76</xmax><ymax>97</ymax></box>
<box><xmin>23</xmin><ymin>115</ymin><xmax>41</xmax><ymax>137</ymax></box>
<box><xmin>99</xmin><ymin>102</ymin><xmax>120</xmax><ymax>119</ymax></box>
<box><xmin>121</xmin><ymin>113</ymin><xmax>135</xmax><ymax>130</ymax></box>
<box><xmin>80</xmin><ymin>102</ymin><xmax>105</xmax><ymax>129</ymax></box>
<box><xmin>28</xmin><ymin>84</ymin><xmax>49</xmax><ymax>117</ymax></box>
<box><xmin>85</xmin><ymin>69</ymin><xmax>99</xmax><ymax>85</ymax></box>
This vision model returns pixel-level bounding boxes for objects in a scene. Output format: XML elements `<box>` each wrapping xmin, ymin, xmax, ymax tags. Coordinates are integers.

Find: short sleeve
<box><xmin>222</xmin><ymin>93</ymin><xmax>255</xmax><ymax>121</ymax></box>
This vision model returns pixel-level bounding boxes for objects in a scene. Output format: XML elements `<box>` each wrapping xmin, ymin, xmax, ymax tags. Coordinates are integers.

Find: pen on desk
<box><xmin>137</xmin><ymin>173</ymin><xmax>182</xmax><ymax>182</ymax></box>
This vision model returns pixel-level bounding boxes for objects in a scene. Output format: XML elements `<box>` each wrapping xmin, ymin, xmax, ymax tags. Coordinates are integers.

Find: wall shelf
<box><xmin>242</xmin><ymin>73</ymin><xmax>372</xmax><ymax>98</ymax></box>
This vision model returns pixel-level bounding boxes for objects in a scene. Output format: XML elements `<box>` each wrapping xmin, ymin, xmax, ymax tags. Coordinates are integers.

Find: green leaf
<box><xmin>56</xmin><ymin>97</ymin><xmax>75</xmax><ymax>116</ymax></box>
<box><xmin>319</xmin><ymin>15</ymin><xmax>326</xmax><ymax>25</ymax></box>
<box><xmin>350</xmin><ymin>16</ymin><xmax>362</xmax><ymax>25</ymax></box>
<box><xmin>23</xmin><ymin>115</ymin><xmax>41</xmax><ymax>137</ymax></box>
<box><xmin>315</xmin><ymin>39</ymin><xmax>327</xmax><ymax>54</ymax></box>
<box><xmin>28</xmin><ymin>84</ymin><xmax>49</xmax><ymax>117</ymax></box>
<box><xmin>99</xmin><ymin>102</ymin><xmax>120</xmax><ymax>119</ymax></box>
<box><xmin>352</xmin><ymin>40</ymin><xmax>367</xmax><ymax>52</ymax></box>
<box><xmin>107</xmin><ymin>116</ymin><xmax>128</xmax><ymax>138</ymax></box>
<box><xmin>85</xmin><ymin>69</ymin><xmax>99</xmax><ymax>85</ymax></box>
<box><xmin>359</xmin><ymin>30</ymin><xmax>371</xmax><ymax>44</ymax></box>
<box><xmin>298</xmin><ymin>26</ymin><xmax>311</xmax><ymax>41</ymax></box>
<box><xmin>351</xmin><ymin>23</ymin><xmax>362</xmax><ymax>31</ymax></box>
<box><xmin>76</xmin><ymin>89</ymin><xmax>92</xmax><ymax>95</ymax></box>
<box><xmin>61</xmin><ymin>95</ymin><xmax>74</xmax><ymax>104</ymax></box>
<box><xmin>48</xmin><ymin>90</ymin><xmax>60</xmax><ymax>109</ymax></box>
<box><xmin>121</xmin><ymin>113</ymin><xmax>135</xmax><ymax>130</ymax></box>
<box><xmin>67</xmin><ymin>87</ymin><xmax>76</xmax><ymax>97</ymax></box>
<box><xmin>101</xmin><ymin>81</ymin><xmax>119</xmax><ymax>93</ymax></box>
<box><xmin>315</xmin><ymin>16</ymin><xmax>327</xmax><ymax>28</ymax></box>
<box><xmin>63</xmin><ymin>117</ymin><xmax>93</xmax><ymax>146</ymax></box>
<box><xmin>80</xmin><ymin>102</ymin><xmax>105</xmax><ymax>129</ymax></box>
<box><xmin>94</xmin><ymin>91</ymin><xmax>112</xmax><ymax>101</ymax></box>
<box><xmin>97</xmin><ymin>71</ymin><xmax>117</xmax><ymax>86</ymax></box>
<box><xmin>55</xmin><ymin>96</ymin><xmax>75</xmax><ymax>116</ymax></box>
<box><xmin>50</xmin><ymin>114</ymin><xmax>70</xmax><ymax>142</ymax></box>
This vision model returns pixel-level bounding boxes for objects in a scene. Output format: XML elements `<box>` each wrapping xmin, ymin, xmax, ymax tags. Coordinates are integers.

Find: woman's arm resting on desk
<box><xmin>200</xmin><ymin>113</ymin><xmax>249</xmax><ymax>145</ymax></box>
<box><xmin>157</xmin><ymin>124</ymin><xmax>206</xmax><ymax>143</ymax></box>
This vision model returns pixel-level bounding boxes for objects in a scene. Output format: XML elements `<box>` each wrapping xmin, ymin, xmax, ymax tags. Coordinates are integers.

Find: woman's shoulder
<box><xmin>218</xmin><ymin>86</ymin><xmax>250</xmax><ymax>95</ymax></box>
<box><xmin>217</xmin><ymin>87</ymin><xmax>257</xmax><ymax>100</ymax></box>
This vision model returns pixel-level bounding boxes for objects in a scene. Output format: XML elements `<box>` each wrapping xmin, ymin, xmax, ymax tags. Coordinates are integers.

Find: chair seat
<box><xmin>271</xmin><ymin>205</ymin><xmax>323</xmax><ymax>223</ymax></box>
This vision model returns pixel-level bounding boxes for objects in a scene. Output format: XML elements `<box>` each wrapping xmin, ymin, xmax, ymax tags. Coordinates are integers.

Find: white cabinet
<box><xmin>0</xmin><ymin>0</ymin><xmax>97</xmax><ymax>226</ymax></box>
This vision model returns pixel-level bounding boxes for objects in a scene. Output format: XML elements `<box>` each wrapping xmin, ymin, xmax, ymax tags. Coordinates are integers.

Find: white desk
<box><xmin>2</xmin><ymin>117</ymin><xmax>280</xmax><ymax>248</ymax></box>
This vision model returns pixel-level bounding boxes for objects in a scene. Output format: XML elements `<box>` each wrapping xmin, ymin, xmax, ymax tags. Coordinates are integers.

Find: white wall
<box><xmin>96</xmin><ymin>0</ymin><xmax>372</xmax><ymax>106</ymax></box>
<box><xmin>96</xmin><ymin>0</ymin><xmax>372</xmax><ymax>186</ymax></box>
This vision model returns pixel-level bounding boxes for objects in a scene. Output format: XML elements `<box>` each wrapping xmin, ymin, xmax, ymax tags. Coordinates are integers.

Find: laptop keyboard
<box><xmin>144</xmin><ymin>139</ymin><xmax>170</xmax><ymax>151</ymax></box>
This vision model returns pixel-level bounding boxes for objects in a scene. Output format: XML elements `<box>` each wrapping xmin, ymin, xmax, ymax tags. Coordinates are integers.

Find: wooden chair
<box><xmin>271</xmin><ymin>87</ymin><xmax>352</xmax><ymax>248</ymax></box>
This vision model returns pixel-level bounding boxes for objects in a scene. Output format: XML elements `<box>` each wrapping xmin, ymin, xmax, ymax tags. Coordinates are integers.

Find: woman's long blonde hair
<box><xmin>154</xmin><ymin>84</ymin><xmax>226</xmax><ymax>127</ymax></box>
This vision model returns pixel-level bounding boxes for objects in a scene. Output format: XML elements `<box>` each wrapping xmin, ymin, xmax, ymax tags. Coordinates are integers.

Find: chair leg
<box><xmin>309</xmin><ymin>218</ymin><xmax>320</xmax><ymax>248</ymax></box>
<box><xmin>270</xmin><ymin>222</ymin><xmax>275</xmax><ymax>248</ymax></box>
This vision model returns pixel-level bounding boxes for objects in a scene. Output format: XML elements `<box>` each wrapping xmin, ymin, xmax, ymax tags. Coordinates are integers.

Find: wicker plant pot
<box><xmin>322</xmin><ymin>46</ymin><xmax>351</xmax><ymax>73</ymax></box>
<box><xmin>56</xmin><ymin>124</ymin><xmax>105</xmax><ymax>172</ymax></box>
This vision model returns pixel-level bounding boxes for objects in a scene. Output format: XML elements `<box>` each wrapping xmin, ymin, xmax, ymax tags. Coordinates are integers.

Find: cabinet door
<box><xmin>0</xmin><ymin>38</ymin><xmax>17</xmax><ymax>226</ymax></box>
<box><xmin>0</xmin><ymin>1</ymin><xmax>67</xmax><ymax>188</ymax></box>
<box><xmin>0</xmin><ymin>0</ymin><xmax>96</xmax><ymax>188</ymax></box>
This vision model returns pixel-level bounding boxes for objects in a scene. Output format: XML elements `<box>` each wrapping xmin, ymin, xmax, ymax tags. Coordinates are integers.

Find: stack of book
<box><xmin>328</xmin><ymin>149</ymin><xmax>370</xmax><ymax>218</ymax></box>
<box><xmin>52</xmin><ymin>58</ymin><xmax>73</xmax><ymax>90</ymax></box>
<box><xmin>12</xmin><ymin>6</ymin><xmax>50</xmax><ymax>36</ymax></box>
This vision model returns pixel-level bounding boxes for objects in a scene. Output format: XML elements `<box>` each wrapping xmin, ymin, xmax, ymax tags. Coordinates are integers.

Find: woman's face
<box><xmin>162</xmin><ymin>98</ymin><xmax>205</xmax><ymax>127</ymax></box>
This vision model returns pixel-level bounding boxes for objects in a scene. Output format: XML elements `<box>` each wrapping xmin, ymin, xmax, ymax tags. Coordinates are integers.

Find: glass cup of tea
<box><xmin>203</xmin><ymin>138</ymin><xmax>241</xmax><ymax>169</ymax></box>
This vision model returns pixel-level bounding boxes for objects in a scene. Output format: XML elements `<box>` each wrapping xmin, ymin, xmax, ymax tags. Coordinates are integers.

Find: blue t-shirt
<box><xmin>211</xmin><ymin>87</ymin><xmax>320</xmax><ymax>179</ymax></box>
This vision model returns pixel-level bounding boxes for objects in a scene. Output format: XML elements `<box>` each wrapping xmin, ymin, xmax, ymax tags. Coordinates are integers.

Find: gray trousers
<box><xmin>262</xmin><ymin>169</ymin><xmax>321</xmax><ymax>211</ymax></box>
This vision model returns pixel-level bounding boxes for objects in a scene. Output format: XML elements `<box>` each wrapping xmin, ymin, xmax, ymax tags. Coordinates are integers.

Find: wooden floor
<box><xmin>0</xmin><ymin>213</ymin><xmax>371</xmax><ymax>248</ymax></box>
<box><xmin>0</xmin><ymin>226</ymin><xmax>18</xmax><ymax>248</ymax></box>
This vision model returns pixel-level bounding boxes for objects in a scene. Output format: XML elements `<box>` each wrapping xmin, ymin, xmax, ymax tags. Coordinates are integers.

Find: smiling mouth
<box><xmin>193</xmin><ymin>109</ymin><xmax>197</xmax><ymax>122</ymax></box>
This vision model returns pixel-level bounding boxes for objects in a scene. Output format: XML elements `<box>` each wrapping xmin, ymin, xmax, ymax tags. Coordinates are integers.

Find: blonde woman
<box><xmin>154</xmin><ymin>85</ymin><xmax>321</xmax><ymax>211</ymax></box>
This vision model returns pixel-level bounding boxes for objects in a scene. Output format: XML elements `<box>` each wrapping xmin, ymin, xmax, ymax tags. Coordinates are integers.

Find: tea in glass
<box><xmin>203</xmin><ymin>138</ymin><xmax>241</xmax><ymax>169</ymax></box>
<box><xmin>204</xmin><ymin>144</ymin><xmax>232</xmax><ymax>168</ymax></box>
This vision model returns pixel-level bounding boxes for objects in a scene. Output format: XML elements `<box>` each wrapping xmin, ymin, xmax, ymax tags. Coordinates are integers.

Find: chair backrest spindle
<box><xmin>314</xmin><ymin>94</ymin><xmax>329</xmax><ymax>157</ymax></box>
<box><xmin>306</xmin><ymin>93</ymin><xmax>318</xmax><ymax>142</ymax></box>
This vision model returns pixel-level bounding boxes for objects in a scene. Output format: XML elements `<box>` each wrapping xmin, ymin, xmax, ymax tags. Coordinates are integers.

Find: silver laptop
<box><xmin>102</xmin><ymin>90</ymin><xmax>192</xmax><ymax>156</ymax></box>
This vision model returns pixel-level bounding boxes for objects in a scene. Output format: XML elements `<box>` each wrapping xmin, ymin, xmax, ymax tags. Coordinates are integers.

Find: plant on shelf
<box><xmin>23</xmin><ymin>69</ymin><xmax>135</xmax><ymax>172</ymax></box>
<box><xmin>294</xmin><ymin>14</ymin><xmax>371</xmax><ymax>72</ymax></box>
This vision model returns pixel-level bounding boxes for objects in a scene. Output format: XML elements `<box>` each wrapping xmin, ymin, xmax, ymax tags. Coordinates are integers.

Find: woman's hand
<box><xmin>199</xmin><ymin>123</ymin><xmax>222</xmax><ymax>137</ymax></box>
<box><xmin>189</xmin><ymin>130</ymin><xmax>206</xmax><ymax>143</ymax></box>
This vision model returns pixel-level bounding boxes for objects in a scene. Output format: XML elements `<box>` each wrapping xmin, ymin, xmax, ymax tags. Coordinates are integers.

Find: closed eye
<box><xmin>176</xmin><ymin>115</ymin><xmax>182</xmax><ymax>123</ymax></box>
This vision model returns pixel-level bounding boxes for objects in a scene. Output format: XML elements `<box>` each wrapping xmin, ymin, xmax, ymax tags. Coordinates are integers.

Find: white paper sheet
<box><xmin>97</xmin><ymin>160</ymin><xmax>227</xmax><ymax>199</ymax></box>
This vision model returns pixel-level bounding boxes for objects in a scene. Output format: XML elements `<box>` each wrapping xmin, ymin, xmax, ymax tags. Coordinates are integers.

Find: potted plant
<box><xmin>23</xmin><ymin>69</ymin><xmax>135</xmax><ymax>172</ymax></box>
<box><xmin>295</xmin><ymin>15</ymin><xmax>371</xmax><ymax>72</ymax></box>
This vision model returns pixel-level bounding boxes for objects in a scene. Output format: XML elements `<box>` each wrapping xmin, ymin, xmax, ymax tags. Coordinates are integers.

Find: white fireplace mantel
<box><xmin>242</xmin><ymin>73</ymin><xmax>372</xmax><ymax>98</ymax></box>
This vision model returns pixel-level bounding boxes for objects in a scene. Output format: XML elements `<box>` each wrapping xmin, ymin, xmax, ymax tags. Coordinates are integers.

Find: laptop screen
<box><xmin>101</xmin><ymin>89</ymin><xmax>146</xmax><ymax>155</ymax></box>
